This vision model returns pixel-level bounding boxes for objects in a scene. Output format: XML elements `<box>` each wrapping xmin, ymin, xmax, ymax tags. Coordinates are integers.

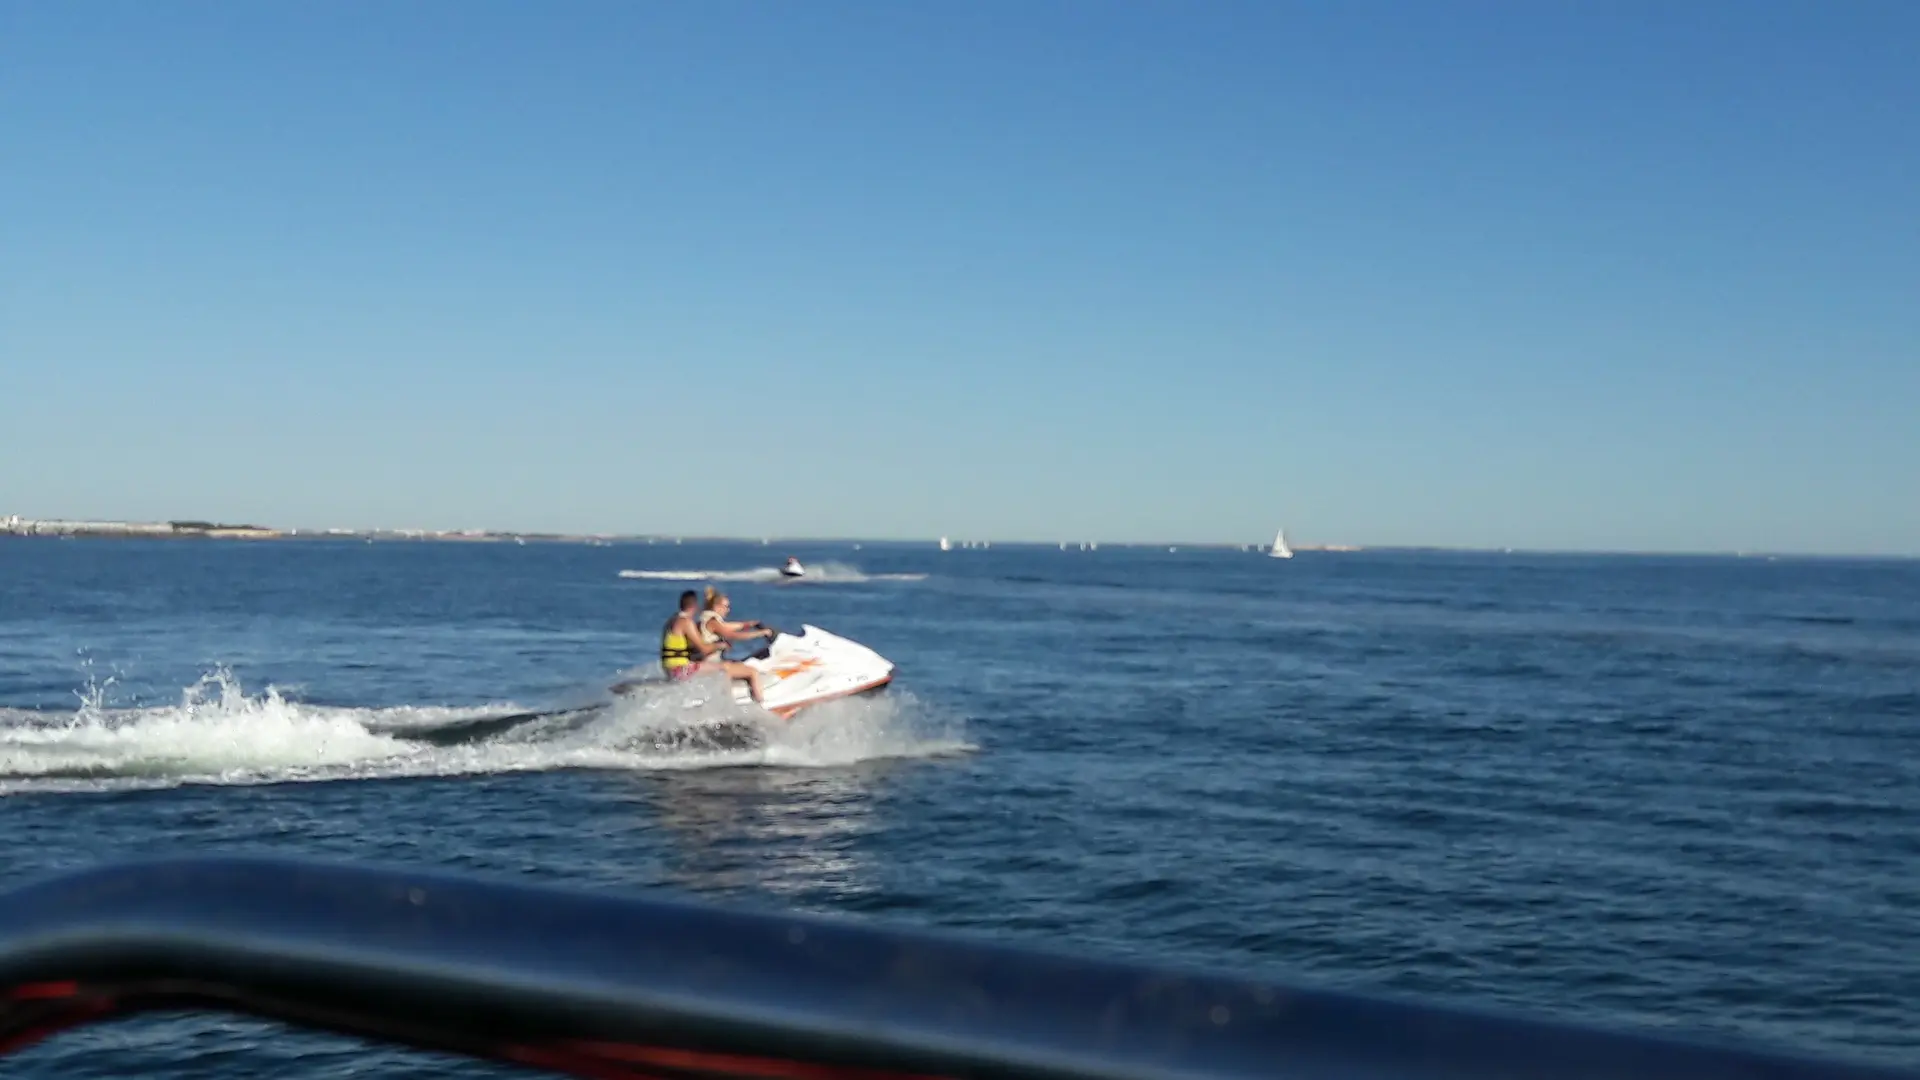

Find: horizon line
<box><xmin>3</xmin><ymin>516</ymin><xmax>1914</xmax><ymax>561</ymax></box>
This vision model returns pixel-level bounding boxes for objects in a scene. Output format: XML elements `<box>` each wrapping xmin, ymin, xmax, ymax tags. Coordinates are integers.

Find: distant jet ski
<box><xmin>779</xmin><ymin>556</ymin><xmax>806</xmax><ymax>578</ymax></box>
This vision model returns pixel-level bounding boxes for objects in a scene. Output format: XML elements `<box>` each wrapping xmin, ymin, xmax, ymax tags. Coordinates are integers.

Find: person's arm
<box><xmin>712</xmin><ymin>617</ymin><xmax>771</xmax><ymax>642</ymax></box>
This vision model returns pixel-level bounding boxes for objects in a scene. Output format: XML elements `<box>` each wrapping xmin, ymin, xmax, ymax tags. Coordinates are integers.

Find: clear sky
<box><xmin>2</xmin><ymin>1</ymin><xmax>1915</xmax><ymax>553</ymax></box>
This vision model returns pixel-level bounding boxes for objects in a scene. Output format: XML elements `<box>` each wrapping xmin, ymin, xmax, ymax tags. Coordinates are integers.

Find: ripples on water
<box><xmin>1</xmin><ymin>540</ymin><xmax>1916</xmax><ymax>1076</ymax></box>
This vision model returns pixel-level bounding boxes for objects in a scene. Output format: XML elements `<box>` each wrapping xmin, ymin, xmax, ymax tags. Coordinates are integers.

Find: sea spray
<box><xmin>0</xmin><ymin>670</ymin><xmax>970</xmax><ymax>794</ymax></box>
<box><xmin>618</xmin><ymin>563</ymin><xmax>926</xmax><ymax>584</ymax></box>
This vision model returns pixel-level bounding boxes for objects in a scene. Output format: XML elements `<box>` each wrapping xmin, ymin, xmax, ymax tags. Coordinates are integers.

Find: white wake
<box><xmin>618</xmin><ymin>562</ymin><xmax>926</xmax><ymax>584</ymax></box>
<box><xmin>0</xmin><ymin>670</ymin><xmax>970</xmax><ymax>794</ymax></box>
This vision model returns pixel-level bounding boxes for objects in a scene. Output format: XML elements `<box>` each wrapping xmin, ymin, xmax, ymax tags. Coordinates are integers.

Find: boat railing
<box><xmin>0</xmin><ymin>857</ymin><xmax>1910</xmax><ymax>1079</ymax></box>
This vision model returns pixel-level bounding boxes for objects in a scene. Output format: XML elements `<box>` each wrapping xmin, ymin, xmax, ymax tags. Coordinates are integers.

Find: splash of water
<box><xmin>0</xmin><ymin>670</ymin><xmax>970</xmax><ymax>794</ymax></box>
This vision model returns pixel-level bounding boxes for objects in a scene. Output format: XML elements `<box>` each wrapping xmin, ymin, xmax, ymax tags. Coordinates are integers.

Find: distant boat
<box><xmin>938</xmin><ymin>536</ymin><xmax>951</xmax><ymax>552</ymax></box>
<box><xmin>1268</xmin><ymin>528</ymin><xmax>1294</xmax><ymax>559</ymax></box>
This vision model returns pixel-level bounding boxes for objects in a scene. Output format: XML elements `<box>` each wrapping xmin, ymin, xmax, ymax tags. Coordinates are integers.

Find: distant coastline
<box><xmin>2</xmin><ymin>515</ymin><xmax>1362</xmax><ymax>551</ymax></box>
<box><xmin>0</xmin><ymin>516</ymin><xmax>616</xmax><ymax>544</ymax></box>
<box><xmin>4</xmin><ymin>516</ymin><xmax>284</xmax><ymax>540</ymax></box>
<box><xmin>11</xmin><ymin>517</ymin><xmax>1904</xmax><ymax>558</ymax></box>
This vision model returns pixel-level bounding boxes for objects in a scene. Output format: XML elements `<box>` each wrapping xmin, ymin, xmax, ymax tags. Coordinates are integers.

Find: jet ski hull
<box><xmin>729</xmin><ymin>623</ymin><xmax>894</xmax><ymax>720</ymax></box>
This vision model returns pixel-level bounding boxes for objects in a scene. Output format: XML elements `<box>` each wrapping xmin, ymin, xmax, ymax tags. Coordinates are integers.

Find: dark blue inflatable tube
<box><xmin>0</xmin><ymin>857</ymin><xmax>1909</xmax><ymax>1078</ymax></box>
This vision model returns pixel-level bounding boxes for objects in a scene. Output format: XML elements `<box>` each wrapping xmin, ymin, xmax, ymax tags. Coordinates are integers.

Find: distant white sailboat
<box><xmin>1267</xmin><ymin>528</ymin><xmax>1294</xmax><ymax>559</ymax></box>
<box><xmin>938</xmin><ymin>536</ymin><xmax>951</xmax><ymax>552</ymax></box>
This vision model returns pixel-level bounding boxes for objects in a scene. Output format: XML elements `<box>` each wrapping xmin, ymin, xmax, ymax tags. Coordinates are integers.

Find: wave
<box><xmin>0</xmin><ymin>671</ymin><xmax>970</xmax><ymax>795</ymax></box>
<box><xmin>618</xmin><ymin>562</ymin><xmax>927</xmax><ymax>584</ymax></box>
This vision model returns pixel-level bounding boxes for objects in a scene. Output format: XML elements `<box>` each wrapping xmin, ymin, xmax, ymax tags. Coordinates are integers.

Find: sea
<box><xmin>1</xmin><ymin>538</ymin><xmax>1916</xmax><ymax>1077</ymax></box>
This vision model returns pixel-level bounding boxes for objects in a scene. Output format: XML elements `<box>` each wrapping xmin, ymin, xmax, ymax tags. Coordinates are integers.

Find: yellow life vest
<box><xmin>660</xmin><ymin>624</ymin><xmax>694</xmax><ymax>670</ymax></box>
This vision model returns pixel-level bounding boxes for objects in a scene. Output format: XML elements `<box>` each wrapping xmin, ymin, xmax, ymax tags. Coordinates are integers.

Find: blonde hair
<box><xmin>703</xmin><ymin>586</ymin><xmax>726</xmax><ymax>610</ymax></box>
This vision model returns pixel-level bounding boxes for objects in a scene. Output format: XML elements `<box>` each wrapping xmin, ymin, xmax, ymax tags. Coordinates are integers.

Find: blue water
<box><xmin>2</xmin><ymin>538</ymin><xmax>1917</xmax><ymax>1076</ymax></box>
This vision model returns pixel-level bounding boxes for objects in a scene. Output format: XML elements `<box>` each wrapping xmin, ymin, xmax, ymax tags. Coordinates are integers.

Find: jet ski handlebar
<box><xmin>0</xmin><ymin>857</ymin><xmax>1906</xmax><ymax>1080</ymax></box>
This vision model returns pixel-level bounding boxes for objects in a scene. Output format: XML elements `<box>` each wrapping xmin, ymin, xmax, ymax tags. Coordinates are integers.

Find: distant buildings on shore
<box><xmin>2</xmin><ymin>516</ymin><xmax>1362</xmax><ymax>550</ymax></box>
<box><xmin>0</xmin><ymin>516</ymin><xmax>611</xmax><ymax>544</ymax></box>
<box><xmin>2</xmin><ymin>516</ymin><xmax>282</xmax><ymax>539</ymax></box>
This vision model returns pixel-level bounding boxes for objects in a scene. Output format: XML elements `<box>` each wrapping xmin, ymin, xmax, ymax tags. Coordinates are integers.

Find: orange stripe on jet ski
<box><xmin>769</xmin><ymin>657</ymin><xmax>824</xmax><ymax>679</ymax></box>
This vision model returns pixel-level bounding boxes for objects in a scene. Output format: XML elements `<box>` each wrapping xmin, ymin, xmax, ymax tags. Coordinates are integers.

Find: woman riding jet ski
<box><xmin>780</xmin><ymin>555</ymin><xmax>806</xmax><ymax>578</ymax></box>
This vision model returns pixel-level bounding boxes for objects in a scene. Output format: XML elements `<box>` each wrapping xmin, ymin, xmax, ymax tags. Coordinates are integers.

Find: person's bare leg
<box><xmin>721</xmin><ymin>661</ymin><xmax>764</xmax><ymax>704</ymax></box>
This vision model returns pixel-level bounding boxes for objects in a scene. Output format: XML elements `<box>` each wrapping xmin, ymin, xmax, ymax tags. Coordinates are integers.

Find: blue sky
<box><xmin>2</xmin><ymin>1</ymin><xmax>1915</xmax><ymax>552</ymax></box>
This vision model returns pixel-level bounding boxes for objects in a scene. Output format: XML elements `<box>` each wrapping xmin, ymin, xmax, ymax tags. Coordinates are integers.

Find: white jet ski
<box><xmin>412</xmin><ymin>627</ymin><xmax>895</xmax><ymax>755</ymax></box>
<box><xmin>729</xmin><ymin>624</ymin><xmax>892</xmax><ymax>719</ymax></box>
<box><xmin>779</xmin><ymin>557</ymin><xmax>806</xmax><ymax>578</ymax></box>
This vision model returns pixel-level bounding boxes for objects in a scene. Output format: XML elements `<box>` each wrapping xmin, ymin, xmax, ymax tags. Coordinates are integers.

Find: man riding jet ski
<box><xmin>780</xmin><ymin>556</ymin><xmax>806</xmax><ymax>578</ymax></box>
